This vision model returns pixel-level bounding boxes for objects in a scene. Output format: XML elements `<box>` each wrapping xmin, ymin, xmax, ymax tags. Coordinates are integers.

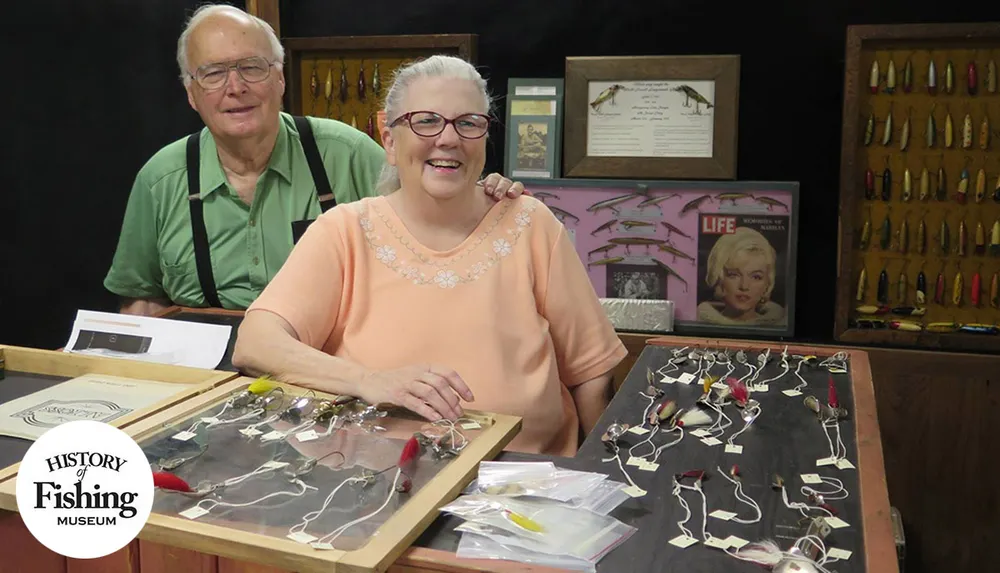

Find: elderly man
<box><xmin>104</xmin><ymin>4</ymin><xmax>523</xmax><ymax>316</ymax></box>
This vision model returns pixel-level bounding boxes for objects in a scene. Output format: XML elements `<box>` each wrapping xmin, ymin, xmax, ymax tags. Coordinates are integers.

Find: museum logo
<box><xmin>16</xmin><ymin>420</ymin><xmax>153</xmax><ymax>559</ymax></box>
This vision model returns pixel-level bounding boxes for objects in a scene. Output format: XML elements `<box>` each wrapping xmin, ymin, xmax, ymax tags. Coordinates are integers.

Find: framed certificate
<box><xmin>503</xmin><ymin>78</ymin><xmax>564</xmax><ymax>179</ymax></box>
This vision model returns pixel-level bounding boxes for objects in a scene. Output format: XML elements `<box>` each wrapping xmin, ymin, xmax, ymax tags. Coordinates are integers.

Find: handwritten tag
<box><xmin>638</xmin><ymin>461</ymin><xmax>659</xmax><ymax>472</ymax></box>
<box><xmin>689</xmin><ymin>429</ymin><xmax>711</xmax><ymax>438</ymax></box>
<box><xmin>782</xmin><ymin>389</ymin><xmax>803</xmax><ymax>397</ymax></box>
<box><xmin>460</xmin><ymin>421</ymin><xmax>482</xmax><ymax>430</ymax></box>
<box><xmin>709</xmin><ymin>510</ymin><xmax>737</xmax><ymax>521</ymax></box>
<box><xmin>661</xmin><ymin>376</ymin><xmax>677</xmax><ymax>384</ymax></box>
<box><xmin>836</xmin><ymin>459</ymin><xmax>856</xmax><ymax>470</ymax></box>
<box><xmin>180</xmin><ymin>506</ymin><xmax>209</xmax><ymax>520</ymax></box>
<box><xmin>828</xmin><ymin>548</ymin><xmax>853</xmax><ymax>560</ymax></box>
<box><xmin>626</xmin><ymin>456</ymin><xmax>645</xmax><ymax>467</ymax></box>
<box><xmin>262</xmin><ymin>461</ymin><xmax>289</xmax><ymax>470</ymax></box>
<box><xmin>622</xmin><ymin>485</ymin><xmax>647</xmax><ymax>498</ymax></box>
<box><xmin>724</xmin><ymin>444</ymin><xmax>743</xmax><ymax>454</ymax></box>
<box><xmin>261</xmin><ymin>430</ymin><xmax>285</xmax><ymax>442</ymax></box>
<box><xmin>239</xmin><ymin>427</ymin><xmax>263</xmax><ymax>437</ymax></box>
<box><xmin>711</xmin><ymin>382</ymin><xmax>729</xmax><ymax>391</ymax></box>
<box><xmin>627</xmin><ymin>426</ymin><xmax>650</xmax><ymax>436</ymax></box>
<box><xmin>824</xmin><ymin>517</ymin><xmax>850</xmax><ymax>529</ymax></box>
<box><xmin>310</xmin><ymin>542</ymin><xmax>336</xmax><ymax>550</ymax></box>
<box><xmin>668</xmin><ymin>534</ymin><xmax>699</xmax><ymax>548</ymax></box>
<box><xmin>171</xmin><ymin>431</ymin><xmax>197</xmax><ymax>442</ymax></box>
<box><xmin>296</xmin><ymin>430</ymin><xmax>319</xmax><ymax>442</ymax></box>
<box><xmin>704</xmin><ymin>536</ymin><xmax>731</xmax><ymax>549</ymax></box>
<box><xmin>677</xmin><ymin>373</ymin><xmax>695</xmax><ymax>384</ymax></box>
<box><xmin>756</xmin><ymin>384</ymin><xmax>769</xmax><ymax>392</ymax></box>
<box><xmin>701</xmin><ymin>437</ymin><xmax>723</xmax><ymax>446</ymax></box>
<box><xmin>287</xmin><ymin>532</ymin><xmax>318</xmax><ymax>544</ymax></box>
<box><xmin>800</xmin><ymin>473</ymin><xmax>823</xmax><ymax>484</ymax></box>
<box><xmin>725</xmin><ymin>536</ymin><xmax>750</xmax><ymax>549</ymax></box>
<box><xmin>817</xmin><ymin>457</ymin><xmax>838</xmax><ymax>467</ymax></box>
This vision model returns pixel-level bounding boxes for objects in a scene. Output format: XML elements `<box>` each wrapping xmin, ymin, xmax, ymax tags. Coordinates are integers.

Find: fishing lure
<box><xmin>902</xmin><ymin>168</ymin><xmax>912</xmax><ymax>201</ymax></box>
<box><xmin>919</xmin><ymin>166</ymin><xmax>930</xmax><ymax>201</ymax></box>
<box><xmin>869</xmin><ymin>60</ymin><xmax>880</xmax><ymax>94</ymax></box>
<box><xmin>926</xmin><ymin>106</ymin><xmax>936</xmax><ymax>148</ymax></box>
<box><xmin>856</xmin><ymin>267</ymin><xmax>867</xmax><ymax>302</ymax></box>
<box><xmin>357</xmin><ymin>60</ymin><xmax>366</xmax><ymax>102</ymax></box>
<box><xmin>621</xmin><ymin>220</ymin><xmax>654</xmax><ymax>229</ymax></box>
<box><xmin>995</xmin><ymin>173</ymin><xmax>1000</xmax><ymax>203</ymax></box>
<box><xmin>153</xmin><ymin>472</ymin><xmax>192</xmax><ymax>493</ymax></box>
<box><xmin>886</xmin><ymin>59</ymin><xmax>897</xmax><ymax>93</ymax></box>
<box><xmin>917</xmin><ymin>217</ymin><xmax>926</xmax><ymax>254</ymax></box>
<box><xmin>588</xmin><ymin>192</ymin><xmax>642</xmax><ymax>214</ymax></box>
<box><xmin>968</xmin><ymin>61</ymin><xmax>978</xmax><ymax>95</ymax></box>
<box><xmin>882</xmin><ymin>107</ymin><xmax>893</xmax><ymax>146</ymax></box>
<box><xmin>532</xmin><ymin>191</ymin><xmax>560</xmax><ymax>201</ymax></box>
<box><xmin>958</xmin><ymin>220</ymin><xmax>967</xmax><ymax>256</ymax></box>
<box><xmin>636</xmin><ymin>193</ymin><xmax>681</xmax><ymax>208</ymax></box>
<box><xmin>976</xmin><ymin>221</ymin><xmax>986</xmax><ymax>255</ymax></box>
<box><xmin>944</xmin><ymin>111</ymin><xmax>954</xmax><ymax>148</ymax></box>
<box><xmin>992</xmin><ymin>219</ymin><xmax>1000</xmax><ymax>256</ymax></box>
<box><xmin>953</xmin><ymin>268</ymin><xmax>964</xmax><ymax>306</ymax></box>
<box><xmin>756</xmin><ymin>196</ymin><xmax>789</xmax><ymax>211</ymax></box>
<box><xmin>945</xmin><ymin>60</ymin><xmax>955</xmax><ymax>94</ymax></box>
<box><xmin>372</xmin><ymin>62</ymin><xmax>381</xmax><ymax>98</ymax></box>
<box><xmin>864</xmin><ymin>112</ymin><xmax>875</xmax><ymax>146</ymax></box>
<box><xmin>962</xmin><ymin>114</ymin><xmax>973</xmax><ymax>149</ymax></box>
<box><xmin>989</xmin><ymin>60</ymin><xmax>998</xmax><ymax>94</ymax></box>
<box><xmin>976</xmin><ymin>169</ymin><xmax>987</xmax><ymax>203</ymax></box>
<box><xmin>890</xmin><ymin>320</ymin><xmax>923</xmax><ymax>332</ymax></box>
<box><xmin>856</xmin><ymin>305</ymin><xmax>889</xmax><ymax>315</ymax></box>
<box><xmin>898</xmin><ymin>216</ymin><xmax>909</xmax><ymax>253</ymax></box>
<box><xmin>715</xmin><ymin>192</ymin><xmax>753</xmax><ymax>205</ymax></box>
<box><xmin>957</xmin><ymin>167</ymin><xmax>970</xmax><ymax>204</ymax></box>
<box><xmin>992</xmin><ymin>272</ymin><xmax>999</xmax><ymax>308</ymax></box>
<box><xmin>927</xmin><ymin>59</ymin><xmax>937</xmax><ymax>95</ymax></box>
<box><xmin>877</xmin><ymin>267</ymin><xmax>889</xmax><ymax>304</ymax></box>
<box><xmin>880</xmin><ymin>214</ymin><xmax>891</xmax><ymax>250</ymax></box>
<box><xmin>588</xmin><ymin>256</ymin><xmax>624</xmax><ymax>267</ymax></box>
<box><xmin>916</xmin><ymin>270</ymin><xmax>927</xmax><ymax>305</ymax></box>
<box><xmin>310</xmin><ymin>66</ymin><xmax>319</xmax><ymax>98</ymax></box>
<box><xmin>588</xmin><ymin>244</ymin><xmax>617</xmax><ymax>257</ymax></box>
<box><xmin>972</xmin><ymin>270</ymin><xmax>982</xmax><ymax>307</ymax></box>
<box><xmin>982</xmin><ymin>113</ymin><xmax>991</xmax><ymax>150</ymax></box>
<box><xmin>881</xmin><ymin>166</ymin><xmax>892</xmax><ymax>201</ymax></box>
<box><xmin>652</xmin><ymin>259</ymin><xmax>689</xmax><ymax>292</ymax></box>
<box><xmin>324</xmin><ymin>68</ymin><xmax>333</xmax><ymax>101</ymax></box>
<box><xmin>934</xmin><ymin>270</ymin><xmax>945</xmax><ymax>305</ymax></box>
<box><xmin>860</xmin><ymin>208</ymin><xmax>872</xmax><ymax>249</ymax></box>
<box><xmin>366</xmin><ymin>114</ymin><xmax>375</xmax><ymax>139</ymax></box>
<box><xmin>897</xmin><ymin>271</ymin><xmax>907</xmax><ymax>302</ymax></box>
<box><xmin>591</xmin><ymin>219</ymin><xmax>618</xmax><ymax>235</ymax></box>
<box><xmin>926</xmin><ymin>322</ymin><xmax>959</xmax><ymax>333</ymax></box>
<box><xmin>679</xmin><ymin>194</ymin><xmax>713</xmax><ymax>215</ymax></box>
<box><xmin>940</xmin><ymin>218</ymin><xmax>950</xmax><ymax>254</ymax></box>
<box><xmin>608</xmin><ymin>237</ymin><xmax>663</xmax><ymax>247</ymax></box>
<box><xmin>903</xmin><ymin>58</ymin><xmax>913</xmax><ymax>92</ymax></box>
<box><xmin>661</xmin><ymin>221</ymin><xmax>693</xmax><ymax>239</ymax></box>
<box><xmin>549</xmin><ymin>205</ymin><xmax>580</xmax><ymax>223</ymax></box>
<box><xmin>900</xmin><ymin>112</ymin><xmax>911</xmax><ymax>151</ymax></box>
<box><xmin>865</xmin><ymin>168</ymin><xmax>875</xmax><ymax>200</ymax></box>
<box><xmin>892</xmin><ymin>306</ymin><xmax>926</xmax><ymax>317</ymax></box>
<box><xmin>339</xmin><ymin>60</ymin><xmax>348</xmax><ymax>103</ymax></box>
<box><xmin>658</xmin><ymin>244</ymin><xmax>695</xmax><ymax>262</ymax></box>
<box><xmin>936</xmin><ymin>165</ymin><xmax>947</xmax><ymax>201</ymax></box>
<box><xmin>350</xmin><ymin>114</ymin><xmax>357</xmax><ymax>129</ymax></box>
<box><xmin>959</xmin><ymin>324</ymin><xmax>1000</xmax><ymax>335</ymax></box>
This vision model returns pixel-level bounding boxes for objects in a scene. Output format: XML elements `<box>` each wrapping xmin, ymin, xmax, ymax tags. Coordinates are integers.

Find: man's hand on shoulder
<box><xmin>479</xmin><ymin>173</ymin><xmax>529</xmax><ymax>201</ymax></box>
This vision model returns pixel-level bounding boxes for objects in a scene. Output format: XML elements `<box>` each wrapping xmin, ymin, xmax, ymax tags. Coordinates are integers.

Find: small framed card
<box><xmin>504</xmin><ymin>78</ymin><xmax>564</xmax><ymax>179</ymax></box>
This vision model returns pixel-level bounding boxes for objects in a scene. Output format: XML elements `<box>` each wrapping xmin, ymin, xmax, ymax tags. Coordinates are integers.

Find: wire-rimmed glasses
<box><xmin>389</xmin><ymin>111</ymin><xmax>492</xmax><ymax>139</ymax></box>
<box><xmin>190</xmin><ymin>56</ymin><xmax>275</xmax><ymax>90</ymax></box>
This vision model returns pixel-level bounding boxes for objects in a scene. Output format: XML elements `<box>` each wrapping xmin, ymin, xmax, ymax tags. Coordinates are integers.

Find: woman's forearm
<box><xmin>570</xmin><ymin>374</ymin><xmax>612</xmax><ymax>437</ymax></box>
<box><xmin>232</xmin><ymin>310</ymin><xmax>368</xmax><ymax>397</ymax></box>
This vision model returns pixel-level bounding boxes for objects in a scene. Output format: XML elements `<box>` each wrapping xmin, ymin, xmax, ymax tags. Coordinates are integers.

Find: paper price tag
<box><xmin>816</xmin><ymin>457</ymin><xmax>838</xmax><ymax>467</ymax></box>
<box><xmin>824</xmin><ymin>517</ymin><xmax>850</xmax><ymax>529</ymax></box>
<box><xmin>296</xmin><ymin>430</ymin><xmax>319</xmax><ymax>442</ymax></box>
<box><xmin>709</xmin><ymin>510</ymin><xmax>737</xmax><ymax>521</ymax></box>
<box><xmin>240</xmin><ymin>427</ymin><xmax>263</xmax><ymax>437</ymax></box>
<box><xmin>661</xmin><ymin>376</ymin><xmax>677</xmax><ymax>384</ymax></box>
<box><xmin>689</xmin><ymin>429</ymin><xmax>711</xmax><ymax>438</ymax></box>
<box><xmin>626</xmin><ymin>456</ymin><xmax>645</xmax><ymax>467</ymax></box>
<box><xmin>668</xmin><ymin>535</ymin><xmax>699</xmax><ymax>548</ymax></box>
<box><xmin>638</xmin><ymin>461</ymin><xmax>659</xmax><ymax>472</ymax></box>
<box><xmin>724</xmin><ymin>444</ymin><xmax>743</xmax><ymax>454</ymax></box>
<box><xmin>725</xmin><ymin>536</ymin><xmax>749</xmax><ymax>549</ymax></box>
<box><xmin>677</xmin><ymin>373</ymin><xmax>696</xmax><ymax>384</ymax></box>
<box><xmin>622</xmin><ymin>485</ymin><xmax>647</xmax><ymax>498</ymax></box>
<box><xmin>310</xmin><ymin>542</ymin><xmax>336</xmax><ymax>550</ymax></box>
<box><xmin>201</xmin><ymin>417</ymin><xmax>220</xmax><ymax>425</ymax></box>
<box><xmin>180</xmin><ymin>506</ymin><xmax>209</xmax><ymax>520</ymax></box>
<box><xmin>782</xmin><ymin>389</ymin><xmax>803</xmax><ymax>397</ymax></box>
<box><xmin>700</xmin><ymin>437</ymin><xmax>722</xmax><ymax>446</ymax></box>
<box><xmin>800</xmin><ymin>473</ymin><xmax>823</xmax><ymax>484</ymax></box>
<box><xmin>460</xmin><ymin>421</ymin><xmax>481</xmax><ymax>430</ymax></box>
<box><xmin>704</xmin><ymin>536</ymin><xmax>731</xmax><ymax>549</ymax></box>
<box><xmin>171</xmin><ymin>431</ymin><xmax>197</xmax><ymax>442</ymax></box>
<box><xmin>627</xmin><ymin>426</ymin><xmax>650</xmax><ymax>435</ymax></box>
<box><xmin>260</xmin><ymin>430</ymin><xmax>285</xmax><ymax>442</ymax></box>
<box><xmin>287</xmin><ymin>532</ymin><xmax>318</xmax><ymax>544</ymax></box>
<box><xmin>756</xmin><ymin>384</ymin><xmax>769</xmax><ymax>392</ymax></box>
<box><xmin>836</xmin><ymin>459</ymin><xmax>856</xmax><ymax>470</ymax></box>
<box><xmin>827</xmin><ymin>548</ymin><xmax>853</xmax><ymax>560</ymax></box>
<box><xmin>262</xmin><ymin>461</ymin><xmax>289</xmax><ymax>470</ymax></box>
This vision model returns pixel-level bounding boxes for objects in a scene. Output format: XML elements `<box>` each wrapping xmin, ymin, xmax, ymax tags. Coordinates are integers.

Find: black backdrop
<box><xmin>4</xmin><ymin>0</ymin><xmax>999</xmax><ymax>350</ymax></box>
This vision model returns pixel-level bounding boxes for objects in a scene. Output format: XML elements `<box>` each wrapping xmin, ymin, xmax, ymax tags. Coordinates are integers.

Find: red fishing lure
<box><xmin>153</xmin><ymin>471</ymin><xmax>191</xmax><ymax>492</ymax></box>
<box><xmin>828</xmin><ymin>376</ymin><xmax>839</xmax><ymax>409</ymax></box>
<box><xmin>726</xmin><ymin>377</ymin><xmax>749</xmax><ymax>406</ymax></box>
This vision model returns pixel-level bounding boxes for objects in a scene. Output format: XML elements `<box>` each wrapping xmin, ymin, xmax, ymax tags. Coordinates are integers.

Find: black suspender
<box><xmin>185</xmin><ymin>116</ymin><xmax>336</xmax><ymax>308</ymax></box>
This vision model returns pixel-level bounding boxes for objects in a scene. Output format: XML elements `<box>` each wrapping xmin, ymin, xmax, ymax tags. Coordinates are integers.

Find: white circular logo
<box><xmin>15</xmin><ymin>420</ymin><xmax>153</xmax><ymax>559</ymax></box>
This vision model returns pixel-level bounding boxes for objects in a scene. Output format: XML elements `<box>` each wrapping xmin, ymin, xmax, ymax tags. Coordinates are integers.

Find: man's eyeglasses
<box><xmin>191</xmin><ymin>56</ymin><xmax>275</xmax><ymax>90</ymax></box>
<box><xmin>390</xmin><ymin>111</ymin><xmax>491</xmax><ymax>139</ymax></box>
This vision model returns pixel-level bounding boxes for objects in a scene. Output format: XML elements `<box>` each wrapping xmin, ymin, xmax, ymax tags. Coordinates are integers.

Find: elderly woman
<box><xmin>696</xmin><ymin>226</ymin><xmax>786</xmax><ymax>325</ymax></box>
<box><xmin>232</xmin><ymin>55</ymin><xmax>626</xmax><ymax>456</ymax></box>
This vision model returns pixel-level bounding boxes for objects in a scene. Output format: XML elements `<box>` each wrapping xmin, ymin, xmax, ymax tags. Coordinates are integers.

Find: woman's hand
<box><xmin>358</xmin><ymin>365</ymin><xmax>475</xmax><ymax>422</ymax></box>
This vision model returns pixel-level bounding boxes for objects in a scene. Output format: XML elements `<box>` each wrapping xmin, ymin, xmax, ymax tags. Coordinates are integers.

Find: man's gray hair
<box><xmin>374</xmin><ymin>55</ymin><xmax>494</xmax><ymax>195</ymax></box>
<box><xmin>176</xmin><ymin>3</ymin><xmax>285</xmax><ymax>86</ymax></box>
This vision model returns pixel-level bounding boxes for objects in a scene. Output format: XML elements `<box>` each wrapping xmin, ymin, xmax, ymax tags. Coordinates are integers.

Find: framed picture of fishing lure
<box><xmin>563</xmin><ymin>55</ymin><xmax>740</xmax><ymax>180</ymax></box>
<box><xmin>835</xmin><ymin>22</ymin><xmax>1000</xmax><ymax>352</ymax></box>
<box><xmin>519</xmin><ymin>177</ymin><xmax>800</xmax><ymax>338</ymax></box>
<box><xmin>0</xmin><ymin>377</ymin><xmax>521</xmax><ymax>573</ymax></box>
<box><xmin>282</xmin><ymin>34</ymin><xmax>478</xmax><ymax>146</ymax></box>
<box><xmin>503</xmin><ymin>78</ymin><xmax>564</xmax><ymax>180</ymax></box>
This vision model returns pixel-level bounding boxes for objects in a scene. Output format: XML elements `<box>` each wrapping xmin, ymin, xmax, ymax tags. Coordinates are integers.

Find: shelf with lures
<box><xmin>283</xmin><ymin>35</ymin><xmax>478</xmax><ymax>147</ymax></box>
<box><xmin>835</xmin><ymin>23</ymin><xmax>1000</xmax><ymax>353</ymax></box>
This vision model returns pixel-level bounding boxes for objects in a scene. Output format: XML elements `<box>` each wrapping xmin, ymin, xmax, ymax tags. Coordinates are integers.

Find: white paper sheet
<box><xmin>63</xmin><ymin>310</ymin><xmax>231</xmax><ymax>370</ymax></box>
<box><xmin>0</xmin><ymin>373</ymin><xmax>193</xmax><ymax>440</ymax></box>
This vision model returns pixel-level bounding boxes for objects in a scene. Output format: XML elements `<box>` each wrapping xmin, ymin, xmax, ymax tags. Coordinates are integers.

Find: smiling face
<box><xmin>719</xmin><ymin>249</ymin><xmax>770</xmax><ymax>315</ymax></box>
<box><xmin>184</xmin><ymin>12</ymin><xmax>284</xmax><ymax>141</ymax></box>
<box><xmin>381</xmin><ymin>76</ymin><xmax>488</xmax><ymax>201</ymax></box>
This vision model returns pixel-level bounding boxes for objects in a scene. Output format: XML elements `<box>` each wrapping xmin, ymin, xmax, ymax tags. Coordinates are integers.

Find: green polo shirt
<box><xmin>104</xmin><ymin>112</ymin><xmax>385</xmax><ymax>309</ymax></box>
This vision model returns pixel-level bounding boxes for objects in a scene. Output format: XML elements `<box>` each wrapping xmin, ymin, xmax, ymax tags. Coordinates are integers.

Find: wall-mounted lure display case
<box><xmin>283</xmin><ymin>35</ymin><xmax>477</xmax><ymax>147</ymax></box>
<box><xmin>835</xmin><ymin>23</ymin><xmax>1000</xmax><ymax>352</ymax></box>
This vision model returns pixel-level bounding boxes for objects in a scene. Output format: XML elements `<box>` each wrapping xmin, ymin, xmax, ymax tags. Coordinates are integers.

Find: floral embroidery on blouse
<box><xmin>354</xmin><ymin>198</ymin><xmax>538</xmax><ymax>288</ymax></box>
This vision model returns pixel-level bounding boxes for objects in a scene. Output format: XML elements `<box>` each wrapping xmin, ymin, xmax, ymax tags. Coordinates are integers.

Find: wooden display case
<box><xmin>0</xmin><ymin>376</ymin><xmax>520</xmax><ymax>573</ymax></box>
<box><xmin>835</xmin><ymin>23</ymin><xmax>1000</xmax><ymax>351</ymax></box>
<box><xmin>282</xmin><ymin>34</ymin><xmax>478</xmax><ymax>145</ymax></box>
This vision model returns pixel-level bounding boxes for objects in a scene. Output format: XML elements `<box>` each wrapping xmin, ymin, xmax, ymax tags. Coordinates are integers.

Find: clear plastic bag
<box><xmin>475</xmin><ymin>461</ymin><xmax>556</xmax><ymax>489</ymax></box>
<box><xmin>439</xmin><ymin>494</ymin><xmax>636</xmax><ymax>563</ymax></box>
<box><xmin>565</xmin><ymin>479</ymin><xmax>631</xmax><ymax>516</ymax></box>
<box><xmin>456</xmin><ymin>530</ymin><xmax>597</xmax><ymax>572</ymax></box>
<box><xmin>468</xmin><ymin>467</ymin><xmax>608</xmax><ymax>502</ymax></box>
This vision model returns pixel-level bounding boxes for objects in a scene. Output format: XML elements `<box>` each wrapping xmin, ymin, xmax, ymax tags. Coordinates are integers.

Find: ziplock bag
<box><xmin>456</xmin><ymin>529</ymin><xmax>596</xmax><ymax>572</ymax></box>
<box><xmin>565</xmin><ymin>478</ymin><xmax>631</xmax><ymax>516</ymax></box>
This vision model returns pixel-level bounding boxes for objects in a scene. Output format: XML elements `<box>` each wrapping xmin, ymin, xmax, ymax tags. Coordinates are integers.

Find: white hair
<box><xmin>375</xmin><ymin>55</ymin><xmax>494</xmax><ymax>195</ymax></box>
<box><xmin>176</xmin><ymin>3</ymin><xmax>285</xmax><ymax>86</ymax></box>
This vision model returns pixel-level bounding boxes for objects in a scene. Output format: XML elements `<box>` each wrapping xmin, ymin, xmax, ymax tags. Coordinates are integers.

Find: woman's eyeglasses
<box><xmin>390</xmin><ymin>111</ymin><xmax>491</xmax><ymax>139</ymax></box>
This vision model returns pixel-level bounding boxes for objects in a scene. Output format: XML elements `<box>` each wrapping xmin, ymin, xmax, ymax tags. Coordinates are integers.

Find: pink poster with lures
<box><xmin>522</xmin><ymin>179</ymin><xmax>800</xmax><ymax>336</ymax></box>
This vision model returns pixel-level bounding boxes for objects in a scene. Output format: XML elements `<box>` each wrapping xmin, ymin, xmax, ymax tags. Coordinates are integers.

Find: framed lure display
<box><xmin>503</xmin><ymin>78</ymin><xmax>565</xmax><ymax>180</ymax></box>
<box><xmin>0</xmin><ymin>376</ymin><xmax>520</xmax><ymax>573</ymax></box>
<box><xmin>834</xmin><ymin>22</ymin><xmax>1000</xmax><ymax>352</ymax></box>
<box><xmin>283</xmin><ymin>34</ymin><xmax>478</xmax><ymax>146</ymax></box>
<box><xmin>0</xmin><ymin>345</ymin><xmax>235</xmax><ymax>484</ymax></box>
<box><xmin>563</xmin><ymin>55</ymin><xmax>740</xmax><ymax>180</ymax></box>
<box><xmin>520</xmin><ymin>178</ymin><xmax>800</xmax><ymax>338</ymax></box>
